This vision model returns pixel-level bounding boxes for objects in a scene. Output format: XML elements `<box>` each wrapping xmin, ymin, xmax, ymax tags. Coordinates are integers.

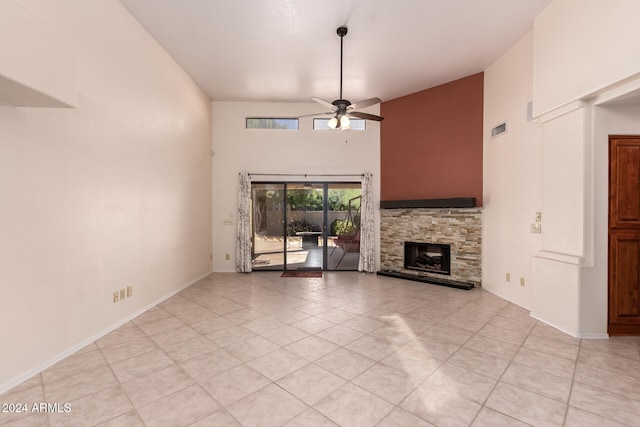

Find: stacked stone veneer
<box><xmin>380</xmin><ymin>208</ymin><xmax>482</xmax><ymax>285</ymax></box>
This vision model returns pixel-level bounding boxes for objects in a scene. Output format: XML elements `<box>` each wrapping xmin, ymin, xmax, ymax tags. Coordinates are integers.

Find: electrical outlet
<box><xmin>520</xmin><ymin>277</ymin><xmax>525</xmax><ymax>287</ymax></box>
<box><xmin>225</xmin><ymin>253</ymin><xmax>230</xmax><ymax>261</ymax></box>
<box><xmin>113</xmin><ymin>291</ymin><xmax>119</xmax><ymax>303</ymax></box>
<box><xmin>506</xmin><ymin>273</ymin><xmax>511</xmax><ymax>282</ymax></box>
<box><xmin>535</xmin><ymin>212</ymin><xmax>542</xmax><ymax>223</ymax></box>
<box><xmin>120</xmin><ymin>289</ymin><xmax>125</xmax><ymax>300</ymax></box>
<box><xmin>530</xmin><ymin>223</ymin><xmax>542</xmax><ymax>234</ymax></box>
<box><xmin>127</xmin><ymin>286</ymin><xmax>133</xmax><ymax>297</ymax></box>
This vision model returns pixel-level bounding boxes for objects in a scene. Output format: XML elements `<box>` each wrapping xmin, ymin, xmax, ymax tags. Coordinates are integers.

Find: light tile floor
<box><xmin>2</xmin><ymin>272</ymin><xmax>640</xmax><ymax>426</ymax></box>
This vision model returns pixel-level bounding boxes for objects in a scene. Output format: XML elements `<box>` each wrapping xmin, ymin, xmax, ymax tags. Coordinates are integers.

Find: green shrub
<box><xmin>331</xmin><ymin>219</ymin><xmax>357</xmax><ymax>235</ymax></box>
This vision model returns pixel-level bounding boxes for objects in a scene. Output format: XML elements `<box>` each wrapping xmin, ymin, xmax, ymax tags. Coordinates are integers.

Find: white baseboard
<box><xmin>529</xmin><ymin>313</ymin><xmax>609</xmax><ymax>339</ymax></box>
<box><xmin>576</xmin><ymin>333</ymin><xmax>609</xmax><ymax>339</ymax></box>
<box><xmin>529</xmin><ymin>313</ymin><xmax>579</xmax><ymax>338</ymax></box>
<box><xmin>0</xmin><ymin>270</ymin><xmax>213</xmax><ymax>395</ymax></box>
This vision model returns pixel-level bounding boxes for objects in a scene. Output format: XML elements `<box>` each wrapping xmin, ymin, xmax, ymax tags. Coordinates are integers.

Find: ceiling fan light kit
<box><xmin>304</xmin><ymin>26</ymin><xmax>384</xmax><ymax>129</ymax></box>
<box><xmin>340</xmin><ymin>115</ymin><xmax>350</xmax><ymax>130</ymax></box>
<box><xmin>327</xmin><ymin>115</ymin><xmax>350</xmax><ymax>130</ymax></box>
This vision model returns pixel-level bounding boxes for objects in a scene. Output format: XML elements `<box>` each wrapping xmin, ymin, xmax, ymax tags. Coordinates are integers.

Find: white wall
<box><xmin>0</xmin><ymin>0</ymin><xmax>212</xmax><ymax>391</ymax></box>
<box><xmin>540</xmin><ymin>108</ymin><xmax>586</xmax><ymax>256</ymax></box>
<box><xmin>211</xmin><ymin>102</ymin><xmax>380</xmax><ymax>272</ymax></box>
<box><xmin>533</xmin><ymin>0</ymin><xmax>640</xmax><ymax>116</ymax></box>
<box><xmin>482</xmin><ymin>31</ymin><xmax>543</xmax><ymax>309</ymax></box>
<box><xmin>0</xmin><ymin>1</ymin><xmax>76</xmax><ymax>107</ymax></box>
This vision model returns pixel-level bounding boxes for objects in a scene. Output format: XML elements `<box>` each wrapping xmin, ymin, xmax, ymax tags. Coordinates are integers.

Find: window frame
<box><xmin>245</xmin><ymin>117</ymin><xmax>299</xmax><ymax>130</ymax></box>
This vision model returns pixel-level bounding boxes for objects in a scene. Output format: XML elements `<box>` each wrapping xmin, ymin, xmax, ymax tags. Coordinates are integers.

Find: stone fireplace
<box><xmin>380</xmin><ymin>201</ymin><xmax>482</xmax><ymax>286</ymax></box>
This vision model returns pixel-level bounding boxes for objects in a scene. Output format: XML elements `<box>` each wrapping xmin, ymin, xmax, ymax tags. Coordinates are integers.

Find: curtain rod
<box><xmin>243</xmin><ymin>173</ymin><xmax>366</xmax><ymax>177</ymax></box>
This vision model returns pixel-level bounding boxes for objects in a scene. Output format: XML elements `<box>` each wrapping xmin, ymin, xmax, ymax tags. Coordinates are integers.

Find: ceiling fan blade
<box><xmin>349</xmin><ymin>97</ymin><xmax>382</xmax><ymax>110</ymax></box>
<box><xmin>297</xmin><ymin>112</ymin><xmax>334</xmax><ymax>118</ymax></box>
<box><xmin>311</xmin><ymin>97</ymin><xmax>338</xmax><ymax>111</ymax></box>
<box><xmin>349</xmin><ymin>111</ymin><xmax>384</xmax><ymax>121</ymax></box>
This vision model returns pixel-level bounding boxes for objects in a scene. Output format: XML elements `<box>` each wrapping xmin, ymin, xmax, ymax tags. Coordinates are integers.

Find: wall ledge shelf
<box><xmin>380</xmin><ymin>198</ymin><xmax>476</xmax><ymax>209</ymax></box>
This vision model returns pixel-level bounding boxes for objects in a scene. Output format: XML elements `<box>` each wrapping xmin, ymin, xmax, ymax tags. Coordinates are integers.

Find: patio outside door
<box><xmin>286</xmin><ymin>183</ymin><xmax>324</xmax><ymax>270</ymax></box>
<box><xmin>250</xmin><ymin>181</ymin><xmax>361</xmax><ymax>271</ymax></box>
<box><xmin>251</xmin><ymin>183</ymin><xmax>286</xmax><ymax>270</ymax></box>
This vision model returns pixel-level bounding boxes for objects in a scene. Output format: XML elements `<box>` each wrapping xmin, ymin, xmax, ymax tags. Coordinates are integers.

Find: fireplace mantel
<box><xmin>380</xmin><ymin>198</ymin><xmax>476</xmax><ymax>209</ymax></box>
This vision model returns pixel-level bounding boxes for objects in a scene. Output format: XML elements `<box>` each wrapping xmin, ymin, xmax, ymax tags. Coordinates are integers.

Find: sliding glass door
<box><xmin>251</xmin><ymin>183</ymin><xmax>286</xmax><ymax>270</ymax></box>
<box><xmin>286</xmin><ymin>183</ymin><xmax>324</xmax><ymax>270</ymax></box>
<box><xmin>327</xmin><ymin>183</ymin><xmax>361</xmax><ymax>271</ymax></box>
<box><xmin>251</xmin><ymin>181</ymin><xmax>361</xmax><ymax>271</ymax></box>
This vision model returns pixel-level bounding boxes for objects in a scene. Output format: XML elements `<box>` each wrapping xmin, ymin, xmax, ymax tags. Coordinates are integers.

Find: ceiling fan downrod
<box><xmin>337</xmin><ymin>26</ymin><xmax>347</xmax><ymax>102</ymax></box>
<box><xmin>304</xmin><ymin>25</ymin><xmax>383</xmax><ymax>128</ymax></box>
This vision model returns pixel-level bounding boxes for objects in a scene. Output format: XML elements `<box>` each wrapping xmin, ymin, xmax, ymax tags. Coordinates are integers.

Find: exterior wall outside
<box><xmin>380</xmin><ymin>208</ymin><xmax>482</xmax><ymax>286</ymax></box>
<box><xmin>0</xmin><ymin>0</ymin><xmax>212</xmax><ymax>391</ymax></box>
<box><xmin>283</xmin><ymin>211</ymin><xmax>353</xmax><ymax>234</ymax></box>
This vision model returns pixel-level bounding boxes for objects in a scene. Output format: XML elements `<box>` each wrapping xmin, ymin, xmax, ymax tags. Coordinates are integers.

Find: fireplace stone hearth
<box><xmin>380</xmin><ymin>207</ymin><xmax>482</xmax><ymax>286</ymax></box>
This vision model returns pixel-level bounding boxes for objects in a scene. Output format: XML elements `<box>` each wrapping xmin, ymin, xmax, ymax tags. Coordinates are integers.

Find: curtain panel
<box><xmin>236</xmin><ymin>172</ymin><xmax>252</xmax><ymax>272</ymax></box>
<box><xmin>358</xmin><ymin>173</ymin><xmax>376</xmax><ymax>272</ymax></box>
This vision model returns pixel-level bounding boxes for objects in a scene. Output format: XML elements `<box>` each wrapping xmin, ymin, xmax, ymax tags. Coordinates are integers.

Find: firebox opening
<box><xmin>404</xmin><ymin>242</ymin><xmax>451</xmax><ymax>275</ymax></box>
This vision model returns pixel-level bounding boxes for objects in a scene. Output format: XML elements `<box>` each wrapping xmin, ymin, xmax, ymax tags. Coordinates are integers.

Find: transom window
<box><xmin>246</xmin><ymin>118</ymin><xmax>299</xmax><ymax>130</ymax></box>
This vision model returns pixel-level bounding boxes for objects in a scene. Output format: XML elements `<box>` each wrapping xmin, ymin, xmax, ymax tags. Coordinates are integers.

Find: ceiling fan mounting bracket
<box><xmin>332</xmin><ymin>99</ymin><xmax>351</xmax><ymax>110</ymax></box>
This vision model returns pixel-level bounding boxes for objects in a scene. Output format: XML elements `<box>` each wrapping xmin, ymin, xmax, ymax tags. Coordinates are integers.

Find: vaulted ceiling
<box><xmin>119</xmin><ymin>0</ymin><xmax>552</xmax><ymax>103</ymax></box>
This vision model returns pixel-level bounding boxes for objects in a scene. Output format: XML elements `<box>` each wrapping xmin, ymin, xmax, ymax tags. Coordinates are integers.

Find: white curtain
<box><xmin>236</xmin><ymin>172</ymin><xmax>252</xmax><ymax>272</ymax></box>
<box><xmin>358</xmin><ymin>173</ymin><xmax>376</xmax><ymax>272</ymax></box>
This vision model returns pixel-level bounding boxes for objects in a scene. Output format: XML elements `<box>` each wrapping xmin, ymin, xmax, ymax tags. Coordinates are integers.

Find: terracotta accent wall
<box><xmin>380</xmin><ymin>73</ymin><xmax>484</xmax><ymax>205</ymax></box>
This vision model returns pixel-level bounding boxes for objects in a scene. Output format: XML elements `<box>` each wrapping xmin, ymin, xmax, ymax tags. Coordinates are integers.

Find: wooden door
<box><xmin>609</xmin><ymin>136</ymin><xmax>640</xmax><ymax>335</ymax></box>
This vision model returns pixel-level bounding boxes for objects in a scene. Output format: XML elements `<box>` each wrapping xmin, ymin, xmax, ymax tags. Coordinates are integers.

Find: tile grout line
<box><xmin>469</xmin><ymin>311</ymin><xmax>539</xmax><ymax>426</ymax></box>
<box><xmin>96</xmin><ymin>334</ymin><xmax>146</xmax><ymax>426</ymax></box>
<box><xmin>562</xmin><ymin>339</ymin><xmax>582</xmax><ymax>427</ymax></box>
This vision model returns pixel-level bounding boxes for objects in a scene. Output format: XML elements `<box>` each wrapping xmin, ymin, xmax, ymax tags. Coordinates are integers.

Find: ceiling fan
<box><xmin>302</xmin><ymin>26</ymin><xmax>384</xmax><ymax>130</ymax></box>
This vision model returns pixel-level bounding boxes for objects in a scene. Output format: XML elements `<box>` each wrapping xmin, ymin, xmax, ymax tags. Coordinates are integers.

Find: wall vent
<box><xmin>491</xmin><ymin>122</ymin><xmax>507</xmax><ymax>137</ymax></box>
